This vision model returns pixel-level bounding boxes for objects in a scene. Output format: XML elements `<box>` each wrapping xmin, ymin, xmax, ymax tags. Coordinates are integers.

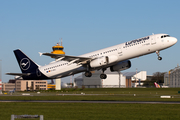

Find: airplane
<box><xmin>154</xmin><ymin>82</ymin><xmax>169</xmax><ymax>88</ymax></box>
<box><xmin>154</xmin><ymin>82</ymin><xmax>161</xmax><ymax>88</ymax></box>
<box><xmin>6</xmin><ymin>33</ymin><xmax>177</xmax><ymax>80</ymax></box>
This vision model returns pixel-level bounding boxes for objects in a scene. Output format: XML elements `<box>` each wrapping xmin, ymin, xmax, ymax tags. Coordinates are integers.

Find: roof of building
<box><xmin>122</xmin><ymin>72</ymin><xmax>140</xmax><ymax>77</ymax></box>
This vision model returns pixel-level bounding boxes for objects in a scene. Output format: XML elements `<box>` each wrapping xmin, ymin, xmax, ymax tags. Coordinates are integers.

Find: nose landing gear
<box><xmin>158</xmin><ymin>56</ymin><xmax>162</xmax><ymax>60</ymax></box>
<box><xmin>156</xmin><ymin>51</ymin><xmax>162</xmax><ymax>60</ymax></box>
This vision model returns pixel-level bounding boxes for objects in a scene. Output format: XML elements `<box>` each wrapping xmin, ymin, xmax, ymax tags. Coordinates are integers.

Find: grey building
<box><xmin>164</xmin><ymin>72</ymin><xmax>169</xmax><ymax>86</ymax></box>
<box><xmin>168</xmin><ymin>66</ymin><xmax>180</xmax><ymax>87</ymax></box>
<box><xmin>74</xmin><ymin>68</ymin><xmax>147</xmax><ymax>88</ymax></box>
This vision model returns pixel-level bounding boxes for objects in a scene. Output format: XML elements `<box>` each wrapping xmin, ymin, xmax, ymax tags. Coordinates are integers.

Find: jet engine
<box><xmin>90</xmin><ymin>55</ymin><xmax>118</xmax><ymax>68</ymax></box>
<box><xmin>110</xmin><ymin>60</ymin><xmax>131</xmax><ymax>72</ymax></box>
<box><xmin>90</xmin><ymin>56</ymin><xmax>108</xmax><ymax>68</ymax></box>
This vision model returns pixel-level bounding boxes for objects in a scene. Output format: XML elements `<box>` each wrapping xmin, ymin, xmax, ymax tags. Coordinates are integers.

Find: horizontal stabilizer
<box><xmin>6</xmin><ymin>73</ymin><xmax>31</xmax><ymax>76</ymax></box>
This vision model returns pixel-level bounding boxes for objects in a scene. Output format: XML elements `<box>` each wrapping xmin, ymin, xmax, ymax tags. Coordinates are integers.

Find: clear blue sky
<box><xmin>1</xmin><ymin>0</ymin><xmax>180</xmax><ymax>83</ymax></box>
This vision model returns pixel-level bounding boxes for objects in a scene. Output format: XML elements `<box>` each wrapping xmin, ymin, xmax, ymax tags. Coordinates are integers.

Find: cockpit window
<box><xmin>161</xmin><ymin>35</ymin><xmax>170</xmax><ymax>38</ymax></box>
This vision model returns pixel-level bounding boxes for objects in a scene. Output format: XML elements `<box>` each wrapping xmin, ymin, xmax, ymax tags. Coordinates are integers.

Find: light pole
<box><xmin>118</xmin><ymin>71</ymin><xmax>121</xmax><ymax>88</ymax></box>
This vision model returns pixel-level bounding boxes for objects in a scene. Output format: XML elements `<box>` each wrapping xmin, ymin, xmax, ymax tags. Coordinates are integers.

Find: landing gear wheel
<box><xmin>158</xmin><ymin>57</ymin><xmax>162</xmax><ymax>60</ymax></box>
<box><xmin>100</xmin><ymin>74</ymin><xmax>107</xmax><ymax>79</ymax></box>
<box><xmin>85</xmin><ymin>71</ymin><xmax>92</xmax><ymax>77</ymax></box>
<box><xmin>156</xmin><ymin>51</ymin><xmax>162</xmax><ymax>61</ymax></box>
<box><xmin>85</xmin><ymin>63</ymin><xmax>92</xmax><ymax>77</ymax></box>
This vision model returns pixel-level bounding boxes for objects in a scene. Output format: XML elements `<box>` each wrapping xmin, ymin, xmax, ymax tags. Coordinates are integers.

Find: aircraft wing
<box><xmin>41</xmin><ymin>53</ymin><xmax>92</xmax><ymax>64</ymax></box>
<box><xmin>6</xmin><ymin>73</ymin><xmax>31</xmax><ymax>76</ymax></box>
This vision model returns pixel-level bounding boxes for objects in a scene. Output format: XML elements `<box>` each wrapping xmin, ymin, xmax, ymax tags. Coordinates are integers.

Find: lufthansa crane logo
<box><xmin>20</xmin><ymin>58</ymin><xmax>30</xmax><ymax>70</ymax></box>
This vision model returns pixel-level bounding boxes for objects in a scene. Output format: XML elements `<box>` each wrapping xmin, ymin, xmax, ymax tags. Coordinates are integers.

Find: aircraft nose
<box><xmin>172</xmin><ymin>37</ymin><xmax>178</xmax><ymax>45</ymax></box>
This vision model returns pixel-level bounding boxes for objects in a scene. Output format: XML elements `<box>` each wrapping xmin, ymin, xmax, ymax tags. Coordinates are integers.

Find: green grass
<box><xmin>1</xmin><ymin>88</ymin><xmax>180</xmax><ymax>120</ymax></box>
<box><xmin>0</xmin><ymin>102</ymin><xmax>180</xmax><ymax>120</ymax></box>
<box><xmin>1</xmin><ymin>88</ymin><xmax>180</xmax><ymax>101</ymax></box>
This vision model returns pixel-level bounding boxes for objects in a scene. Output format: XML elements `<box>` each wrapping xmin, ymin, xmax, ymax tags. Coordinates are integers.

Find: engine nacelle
<box><xmin>108</xmin><ymin>55</ymin><xmax>118</xmax><ymax>63</ymax></box>
<box><xmin>90</xmin><ymin>55</ymin><xmax>119</xmax><ymax>68</ymax></box>
<box><xmin>110</xmin><ymin>60</ymin><xmax>131</xmax><ymax>72</ymax></box>
<box><xmin>90</xmin><ymin>56</ymin><xmax>108</xmax><ymax>68</ymax></box>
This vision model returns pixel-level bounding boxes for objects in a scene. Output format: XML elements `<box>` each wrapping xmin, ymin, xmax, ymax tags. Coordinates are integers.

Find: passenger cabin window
<box><xmin>161</xmin><ymin>35</ymin><xmax>170</xmax><ymax>38</ymax></box>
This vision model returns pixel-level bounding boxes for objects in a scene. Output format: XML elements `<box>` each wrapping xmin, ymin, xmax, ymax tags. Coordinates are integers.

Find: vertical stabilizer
<box><xmin>14</xmin><ymin>49</ymin><xmax>38</xmax><ymax>74</ymax></box>
<box><xmin>154</xmin><ymin>82</ymin><xmax>160</xmax><ymax>88</ymax></box>
<box><xmin>12</xmin><ymin>49</ymin><xmax>48</xmax><ymax>80</ymax></box>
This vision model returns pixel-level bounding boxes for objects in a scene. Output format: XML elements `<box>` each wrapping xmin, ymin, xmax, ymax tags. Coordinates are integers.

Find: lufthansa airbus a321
<box><xmin>6</xmin><ymin>33</ymin><xmax>177</xmax><ymax>80</ymax></box>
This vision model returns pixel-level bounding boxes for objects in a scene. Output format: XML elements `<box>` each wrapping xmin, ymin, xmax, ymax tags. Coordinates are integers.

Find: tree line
<box><xmin>143</xmin><ymin>72</ymin><xmax>166</xmax><ymax>86</ymax></box>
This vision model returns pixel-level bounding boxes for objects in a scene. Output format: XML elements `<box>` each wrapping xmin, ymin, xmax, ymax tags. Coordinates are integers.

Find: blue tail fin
<box><xmin>9</xmin><ymin>49</ymin><xmax>48</xmax><ymax>80</ymax></box>
<box><xmin>14</xmin><ymin>49</ymin><xmax>38</xmax><ymax>74</ymax></box>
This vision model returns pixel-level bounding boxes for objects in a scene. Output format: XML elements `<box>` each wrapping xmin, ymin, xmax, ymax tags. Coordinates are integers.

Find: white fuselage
<box><xmin>39</xmin><ymin>34</ymin><xmax>177</xmax><ymax>79</ymax></box>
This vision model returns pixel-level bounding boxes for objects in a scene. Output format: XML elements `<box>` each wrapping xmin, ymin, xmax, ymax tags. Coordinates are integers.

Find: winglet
<box><xmin>39</xmin><ymin>52</ymin><xmax>43</xmax><ymax>56</ymax></box>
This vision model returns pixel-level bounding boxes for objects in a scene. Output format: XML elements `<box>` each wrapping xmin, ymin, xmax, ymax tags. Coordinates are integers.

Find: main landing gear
<box><xmin>100</xmin><ymin>68</ymin><xmax>107</xmax><ymax>79</ymax></box>
<box><xmin>85</xmin><ymin>64</ymin><xmax>92</xmax><ymax>77</ymax></box>
<box><xmin>156</xmin><ymin>51</ymin><xmax>162</xmax><ymax>60</ymax></box>
<box><xmin>85</xmin><ymin>71</ymin><xmax>92</xmax><ymax>77</ymax></box>
<box><xmin>85</xmin><ymin>66</ymin><xmax>107</xmax><ymax>79</ymax></box>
